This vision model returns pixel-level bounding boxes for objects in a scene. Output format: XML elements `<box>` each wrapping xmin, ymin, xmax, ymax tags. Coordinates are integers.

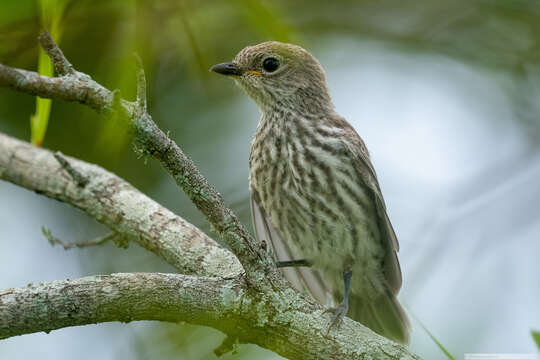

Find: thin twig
<box><xmin>214</xmin><ymin>335</ymin><xmax>239</xmax><ymax>356</ymax></box>
<box><xmin>134</xmin><ymin>53</ymin><xmax>147</xmax><ymax>112</ymax></box>
<box><xmin>37</xmin><ymin>30</ymin><xmax>75</xmax><ymax>77</ymax></box>
<box><xmin>42</xmin><ymin>227</ymin><xmax>118</xmax><ymax>250</ymax></box>
<box><xmin>54</xmin><ymin>151</ymin><xmax>89</xmax><ymax>187</ymax></box>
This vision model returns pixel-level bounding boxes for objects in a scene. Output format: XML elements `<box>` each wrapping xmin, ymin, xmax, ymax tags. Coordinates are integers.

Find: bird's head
<box><xmin>211</xmin><ymin>41</ymin><xmax>333</xmax><ymax>113</ymax></box>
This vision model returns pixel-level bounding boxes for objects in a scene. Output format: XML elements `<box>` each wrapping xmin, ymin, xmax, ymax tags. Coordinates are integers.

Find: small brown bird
<box><xmin>211</xmin><ymin>42</ymin><xmax>410</xmax><ymax>344</ymax></box>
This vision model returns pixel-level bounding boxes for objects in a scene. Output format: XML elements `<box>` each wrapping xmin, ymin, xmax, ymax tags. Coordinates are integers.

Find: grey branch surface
<box><xmin>0</xmin><ymin>273</ymin><xmax>241</xmax><ymax>340</ymax></box>
<box><xmin>0</xmin><ymin>32</ymin><xmax>420</xmax><ymax>359</ymax></box>
<box><xmin>0</xmin><ymin>273</ymin><xmax>417</xmax><ymax>360</ymax></box>
<box><xmin>0</xmin><ymin>132</ymin><xmax>242</xmax><ymax>278</ymax></box>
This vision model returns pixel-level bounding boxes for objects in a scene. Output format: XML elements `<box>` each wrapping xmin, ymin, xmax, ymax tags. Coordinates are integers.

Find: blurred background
<box><xmin>1</xmin><ymin>0</ymin><xmax>539</xmax><ymax>359</ymax></box>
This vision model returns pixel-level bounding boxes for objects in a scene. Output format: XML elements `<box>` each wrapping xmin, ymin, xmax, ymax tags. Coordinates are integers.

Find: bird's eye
<box><xmin>262</xmin><ymin>57</ymin><xmax>279</xmax><ymax>72</ymax></box>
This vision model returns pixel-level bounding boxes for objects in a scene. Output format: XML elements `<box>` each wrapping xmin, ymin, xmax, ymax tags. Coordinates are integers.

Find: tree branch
<box><xmin>134</xmin><ymin>53</ymin><xmax>147</xmax><ymax>112</ymax></box>
<box><xmin>0</xmin><ymin>133</ymin><xmax>421</xmax><ymax>360</ymax></box>
<box><xmin>0</xmin><ymin>63</ymin><xmax>110</xmax><ymax>112</ymax></box>
<box><xmin>0</xmin><ymin>274</ymin><xmax>418</xmax><ymax>360</ymax></box>
<box><xmin>0</xmin><ymin>32</ymin><xmax>278</xmax><ymax>288</ymax></box>
<box><xmin>38</xmin><ymin>31</ymin><xmax>76</xmax><ymax>77</ymax></box>
<box><xmin>0</xmin><ymin>132</ymin><xmax>242</xmax><ymax>278</ymax></box>
<box><xmin>0</xmin><ymin>273</ymin><xmax>243</xmax><ymax>340</ymax></box>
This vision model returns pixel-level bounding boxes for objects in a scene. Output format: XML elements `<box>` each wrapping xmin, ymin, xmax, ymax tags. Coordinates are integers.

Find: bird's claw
<box><xmin>323</xmin><ymin>301</ymin><xmax>348</xmax><ymax>336</ymax></box>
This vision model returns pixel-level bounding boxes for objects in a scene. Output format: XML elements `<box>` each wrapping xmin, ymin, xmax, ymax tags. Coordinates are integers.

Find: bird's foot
<box><xmin>323</xmin><ymin>301</ymin><xmax>348</xmax><ymax>336</ymax></box>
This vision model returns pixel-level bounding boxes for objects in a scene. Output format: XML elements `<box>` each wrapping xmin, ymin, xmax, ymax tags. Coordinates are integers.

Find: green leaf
<box><xmin>30</xmin><ymin>0</ymin><xmax>68</xmax><ymax>146</ymax></box>
<box><xmin>408</xmin><ymin>308</ymin><xmax>456</xmax><ymax>360</ymax></box>
<box><xmin>532</xmin><ymin>330</ymin><xmax>540</xmax><ymax>350</ymax></box>
<box><xmin>31</xmin><ymin>49</ymin><xmax>53</xmax><ymax>146</ymax></box>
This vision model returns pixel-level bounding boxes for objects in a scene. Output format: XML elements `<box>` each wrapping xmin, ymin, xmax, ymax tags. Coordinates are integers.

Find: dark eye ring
<box><xmin>262</xmin><ymin>57</ymin><xmax>279</xmax><ymax>72</ymax></box>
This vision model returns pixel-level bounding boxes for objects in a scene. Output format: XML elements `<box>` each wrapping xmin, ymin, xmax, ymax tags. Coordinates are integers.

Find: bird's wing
<box><xmin>336</xmin><ymin>117</ymin><xmax>403</xmax><ymax>294</ymax></box>
<box><xmin>250</xmin><ymin>190</ymin><xmax>331</xmax><ymax>305</ymax></box>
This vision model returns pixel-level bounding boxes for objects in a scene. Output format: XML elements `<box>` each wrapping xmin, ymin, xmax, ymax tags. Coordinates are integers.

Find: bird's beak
<box><xmin>210</xmin><ymin>62</ymin><xmax>243</xmax><ymax>76</ymax></box>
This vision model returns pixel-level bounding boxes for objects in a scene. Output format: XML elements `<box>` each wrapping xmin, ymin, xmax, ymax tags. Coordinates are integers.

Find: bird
<box><xmin>211</xmin><ymin>42</ymin><xmax>410</xmax><ymax>345</ymax></box>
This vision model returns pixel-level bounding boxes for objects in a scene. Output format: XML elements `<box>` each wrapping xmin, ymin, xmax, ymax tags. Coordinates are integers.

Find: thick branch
<box><xmin>0</xmin><ymin>273</ymin><xmax>242</xmax><ymax>340</ymax></box>
<box><xmin>0</xmin><ymin>274</ymin><xmax>418</xmax><ymax>360</ymax></box>
<box><xmin>0</xmin><ymin>39</ymin><xmax>276</xmax><ymax>287</ymax></box>
<box><xmin>0</xmin><ymin>132</ymin><xmax>242</xmax><ymax>278</ymax></box>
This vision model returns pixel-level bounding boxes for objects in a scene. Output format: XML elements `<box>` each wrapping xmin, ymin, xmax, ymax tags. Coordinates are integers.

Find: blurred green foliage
<box><xmin>1</xmin><ymin>0</ymin><xmax>540</xmax><ymax>359</ymax></box>
<box><xmin>2</xmin><ymin>0</ymin><xmax>539</xmax><ymax>152</ymax></box>
<box><xmin>533</xmin><ymin>330</ymin><xmax>540</xmax><ymax>350</ymax></box>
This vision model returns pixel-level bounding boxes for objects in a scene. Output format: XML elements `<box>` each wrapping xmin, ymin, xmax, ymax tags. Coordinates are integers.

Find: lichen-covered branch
<box><xmin>0</xmin><ymin>132</ymin><xmax>242</xmax><ymax>278</ymax></box>
<box><xmin>0</xmin><ymin>273</ymin><xmax>243</xmax><ymax>340</ymax></box>
<box><xmin>0</xmin><ymin>31</ymin><xmax>276</xmax><ymax>287</ymax></box>
<box><xmin>0</xmin><ymin>273</ymin><xmax>418</xmax><ymax>360</ymax></box>
<box><xmin>38</xmin><ymin>31</ymin><xmax>75</xmax><ymax>77</ymax></box>
<box><xmin>0</xmin><ymin>132</ymin><xmax>420</xmax><ymax>360</ymax></box>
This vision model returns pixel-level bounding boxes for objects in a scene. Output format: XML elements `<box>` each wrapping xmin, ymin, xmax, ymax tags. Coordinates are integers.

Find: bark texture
<box><xmin>0</xmin><ymin>273</ymin><xmax>417</xmax><ymax>360</ymax></box>
<box><xmin>0</xmin><ymin>133</ymin><xmax>242</xmax><ymax>278</ymax></box>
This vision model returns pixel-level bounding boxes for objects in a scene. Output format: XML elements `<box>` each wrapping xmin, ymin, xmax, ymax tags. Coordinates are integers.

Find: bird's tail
<box><xmin>348</xmin><ymin>291</ymin><xmax>411</xmax><ymax>345</ymax></box>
